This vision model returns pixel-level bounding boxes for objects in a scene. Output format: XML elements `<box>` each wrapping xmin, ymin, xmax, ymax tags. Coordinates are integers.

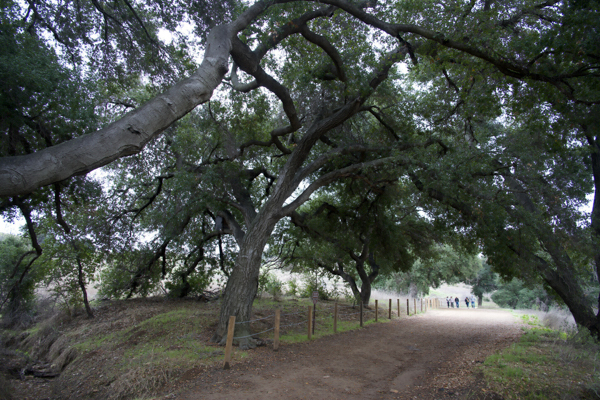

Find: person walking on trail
<box><xmin>465</xmin><ymin>297</ymin><xmax>470</xmax><ymax>308</ymax></box>
<box><xmin>455</xmin><ymin>296</ymin><xmax>460</xmax><ymax>308</ymax></box>
<box><xmin>446</xmin><ymin>297</ymin><xmax>451</xmax><ymax>308</ymax></box>
<box><xmin>450</xmin><ymin>297</ymin><xmax>454</xmax><ymax>308</ymax></box>
<box><xmin>471</xmin><ymin>295</ymin><xmax>476</xmax><ymax>308</ymax></box>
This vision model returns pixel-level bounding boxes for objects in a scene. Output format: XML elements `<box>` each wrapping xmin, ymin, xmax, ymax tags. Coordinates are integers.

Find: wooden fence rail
<box><xmin>223</xmin><ymin>297</ymin><xmax>442</xmax><ymax>369</ymax></box>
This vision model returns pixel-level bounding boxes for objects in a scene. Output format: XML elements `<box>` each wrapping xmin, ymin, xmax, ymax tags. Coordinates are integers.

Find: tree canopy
<box><xmin>1</xmin><ymin>0</ymin><xmax>599</xmax><ymax>342</ymax></box>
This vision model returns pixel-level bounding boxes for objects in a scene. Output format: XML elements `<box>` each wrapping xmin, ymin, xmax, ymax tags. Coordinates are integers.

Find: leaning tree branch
<box><xmin>230</xmin><ymin>63</ymin><xmax>259</xmax><ymax>92</ymax></box>
<box><xmin>280</xmin><ymin>155</ymin><xmax>401</xmax><ymax>216</ymax></box>
<box><xmin>316</xmin><ymin>0</ymin><xmax>599</xmax><ymax>103</ymax></box>
<box><xmin>0</xmin><ymin>0</ymin><xmax>283</xmax><ymax>197</ymax></box>
<box><xmin>299</xmin><ymin>25</ymin><xmax>347</xmax><ymax>82</ymax></box>
<box><xmin>292</xmin><ymin>144</ymin><xmax>388</xmax><ymax>189</ymax></box>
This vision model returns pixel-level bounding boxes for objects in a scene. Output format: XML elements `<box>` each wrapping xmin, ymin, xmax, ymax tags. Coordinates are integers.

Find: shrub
<box><xmin>286</xmin><ymin>279</ymin><xmax>299</xmax><ymax>297</ymax></box>
<box><xmin>300</xmin><ymin>279</ymin><xmax>333</xmax><ymax>300</ymax></box>
<box><xmin>257</xmin><ymin>271</ymin><xmax>283</xmax><ymax>300</ymax></box>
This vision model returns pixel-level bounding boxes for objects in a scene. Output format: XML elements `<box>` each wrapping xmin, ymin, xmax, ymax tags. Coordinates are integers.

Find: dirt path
<box><xmin>163</xmin><ymin>308</ymin><xmax>522</xmax><ymax>399</ymax></box>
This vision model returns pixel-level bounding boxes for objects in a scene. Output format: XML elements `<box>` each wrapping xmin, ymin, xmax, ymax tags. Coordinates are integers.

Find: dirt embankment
<box><xmin>162</xmin><ymin>308</ymin><xmax>522</xmax><ymax>400</ymax></box>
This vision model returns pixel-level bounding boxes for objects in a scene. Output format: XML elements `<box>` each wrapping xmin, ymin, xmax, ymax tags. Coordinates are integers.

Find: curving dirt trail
<box><xmin>163</xmin><ymin>308</ymin><xmax>522</xmax><ymax>399</ymax></box>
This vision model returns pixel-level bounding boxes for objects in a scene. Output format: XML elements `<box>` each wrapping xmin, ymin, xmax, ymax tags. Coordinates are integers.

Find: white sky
<box><xmin>0</xmin><ymin>217</ymin><xmax>23</xmax><ymax>235</ymax></box>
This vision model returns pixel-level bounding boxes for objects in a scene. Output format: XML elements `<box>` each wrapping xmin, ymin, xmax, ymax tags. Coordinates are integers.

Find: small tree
<box><xmin>0</xmin><ymin>234</ymin><xmax>39</xmax><ymax>326</ymax></box>
<box><xmin>375</xmin><ymin>244</ymin><xmax>482</xmax><ymax>297</ymax></box>
<box><xmin>470</xmin><ymin>261</ymin><xmax>498</xmax><ymax>306</ymax></box>
<box><xmin>491</xmin><ymin>278</ymin><xmax>555</xmax><ymax>310</ymax></box>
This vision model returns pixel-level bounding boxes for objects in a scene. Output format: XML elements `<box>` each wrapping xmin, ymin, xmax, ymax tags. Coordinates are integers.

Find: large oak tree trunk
<box><xmin>539</xmin><ymin>262</ymin><xmax>600</xmax><ymax>338</ymax></box>
<box><xmin>211</xmin><ymin>214</ymin><xmax>278</xmax><ymax>349</ymax></box>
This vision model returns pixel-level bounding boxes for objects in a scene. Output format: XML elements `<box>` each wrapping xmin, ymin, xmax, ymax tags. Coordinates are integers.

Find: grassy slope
<box><xmin>5</xmin><ymin>296</ymin><xmax>395</xmax><ymax>399</ymax></box>
<box><xmin>480</xmin><ymin>314</ymin><xmax>600</xmax><ymax>400</ymax></box>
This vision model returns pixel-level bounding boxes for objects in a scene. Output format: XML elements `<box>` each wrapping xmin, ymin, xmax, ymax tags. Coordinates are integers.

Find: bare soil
<box><xmin>160</xmin><ymin>307</ymin><xmax>522</xmax><ymax>400</ymax></box>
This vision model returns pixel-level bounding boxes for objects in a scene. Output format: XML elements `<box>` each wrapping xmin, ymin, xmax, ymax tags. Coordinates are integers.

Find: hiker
<box><xmin>465</xmin><ymin>296</ymin><xmax>470</xmax><ymax>308</ymax></box>
<box><xmin>471</xmin><ymin>295</ymin><xmax>476</xmax><ymax>308</ymax></box>
<box><xmin>455</xmin><ymin>296</ymin><xmax>460</xmax><ymax>308</ymax></box>
<box><xmin>446</xmin><ymin>297</ymin><xmax>451</xmax><ymax>308</ymax></box>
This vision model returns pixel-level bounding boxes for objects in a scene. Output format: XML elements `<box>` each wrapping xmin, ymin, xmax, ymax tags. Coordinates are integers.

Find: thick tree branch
<box><xmin>280</xmin><ymin>155</ymin><xmax>401</xmax><ymax>216</ymax></box>
<box><xmin>0</xmin><ymin>0</ymin><xmax>284</xmax><ymax>196</ymax></box>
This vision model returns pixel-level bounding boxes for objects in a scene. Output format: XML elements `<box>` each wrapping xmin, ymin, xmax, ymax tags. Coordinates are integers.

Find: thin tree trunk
<box><xmin>75</xmin><ymin>254</ymin><xmax>94</xmax><ymax>318</ymax></box>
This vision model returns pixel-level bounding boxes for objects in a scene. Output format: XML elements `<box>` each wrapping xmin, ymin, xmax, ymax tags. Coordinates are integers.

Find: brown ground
<box><xmin>160</xmin><ymin>307</ymin><xmax>522</xmax><ymax>400</ymax></box>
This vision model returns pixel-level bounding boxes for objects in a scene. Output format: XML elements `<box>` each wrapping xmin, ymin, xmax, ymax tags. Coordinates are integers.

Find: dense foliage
<box><xmin>0</xmin><ymin>234</ymin><xmax>38</xmax><ymax>325</ymax></box>
<box><xmin>374</xmin><ymin>245</ymin><xmax>482</xmax><ymax>297</ymax></box>
<box><xmin>491</xmin><ymin>278</ymin><xmax>556</xmax><ymax>310</ymax></box>
<box><xmin>1</xmin><ymin>0</ymin><xmax>599</xmax><ymax>340</ymax></box>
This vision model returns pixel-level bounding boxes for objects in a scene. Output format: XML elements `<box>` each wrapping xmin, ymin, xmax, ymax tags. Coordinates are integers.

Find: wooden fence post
<box><xmin>360</xmin><ymin>302</ymin><xmax>363</xmax><ymax>327</ymax></box>
<box><xmin>308</xmin><ymin>306</ymin><xmax>313</xmax><ymax>340</ymax></box>
<box><xmin>397</xmin><ymin>299</ymin><xmax>400</xmax><ymax>318</ymax></box>
<box><xmin>274</xmin><ymin>309</ymin><xmax>280</xmax><ymax>351</ymax></box>
<box><xmin>389</xmin><ymin>299</ymin><xmax>392</xmax><ymax>319</ymax></box>
<box><xmin>223</xmin><ymin>316</ymin><xmax>236</xmax><ymax>370</ymax></box>
<box><xmin>414</xmin><ymin>298</ymin><xmax>417</xmax><ymax>315</ymax></box>
<box><xmin>420</xmin><ymin>297</ymin><xmax>423</xmax><ymax>312</ymax></box>
<box><xmin>375</xmin><ymin>299</ymin><xmax>378</xmax><ymax>322</ymax></box>
<box><xmin>334</xmin><ymin>302</ymin><xmax>338</xmax><ymax>334</ymax></box>
<box><xmin>407</xmin><ymin>299</ymin><xmax>409</xmax><ymax>316</ymax></box>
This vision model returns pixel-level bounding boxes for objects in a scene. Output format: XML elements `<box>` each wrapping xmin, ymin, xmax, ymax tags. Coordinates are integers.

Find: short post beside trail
<box><xmin>308</xmin><ymin>306</ymin><xmax>313</xmax><ymax>340</ymax></box>
<box><xmin>407</xmin><ymin>299</ymin><xmax>410</xmax><ymax>316</ymax></box>
<box><xmin>389</xmin><ymin>299</ymin><xmax>392</xmax><ymax>319</ymax></box>
<box><xmin>274</xmin><ymin>309</ymin><xmax>280</xmax><ymax>351</ymax></box>
<box><xmin>333</xmin><ymin>302</ymin><xmax>338</xmax><ymax>334</ymax></box>
<box><xmin>414</xmin><ymin>298</ymin><xmax>417</xmax><ymax>315</ymax></box>
<box><xmin>223</xmin><ymin>316</ymin><xmax>236</xmax><ymax>370</ymax></box>
<box><xmin>375</xmin><ymin>299</ymin><xmax>378</xmax><ymax>322</ymax></box>
<box><xmin>397</xmin><ymin>299</ymin><xmax>400</xmax><ymax>318</ymax></box>
<box><xmin>312</xmin><ymin>291</ymin><xmax>318</xmax><ymax>335</ymax></box>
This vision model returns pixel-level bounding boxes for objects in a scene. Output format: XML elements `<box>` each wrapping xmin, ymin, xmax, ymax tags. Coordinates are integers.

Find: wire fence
<box><xmin>223</xmin><ymin>297</ymin><xmax>444</xmax><ymax>368</ymax></box>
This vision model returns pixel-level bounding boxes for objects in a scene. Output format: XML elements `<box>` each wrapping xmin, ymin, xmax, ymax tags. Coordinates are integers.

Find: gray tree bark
<box><xmin>0</xmin><ymin>0</ymin><xmax>277</xmax><ymax>196</ymax></box>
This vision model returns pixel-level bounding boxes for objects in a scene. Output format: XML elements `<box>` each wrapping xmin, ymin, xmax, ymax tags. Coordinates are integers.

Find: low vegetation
<box><xmin>0</xmin><ymin>295</ymin><xmax>392</xmax><ymax>399</ymax></box>
<box><xmin>481</xmin><ymin>314</ymin><xmax>600</xmax><ymax>400</ymax></box>
<box><xmin>3</xmin><ymin>294</ymin><xmax>599</xmax><ymax>400</ymax></box>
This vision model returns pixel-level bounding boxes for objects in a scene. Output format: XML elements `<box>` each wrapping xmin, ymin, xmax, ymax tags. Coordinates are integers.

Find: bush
<box><xmin>164</xmin><ymin>268</ymin><xmax>213</xmax><ymax>299</ymax></box>
<box><xmin>257</xmin><ymin>271</ymin><xmax>283</xmax><ymax>300</ymax></box>
<box><xmin>0</xmin><ymin>234</ymin><xmax>40</xmax><ymax>326</ymax></box>
<box><xmin>286</xmin><ymin>279</ymin><xmax>299</xmax><ymax>297</ymax></box>
<box><xmin>300</xmin><ymin>279</ymin><xmax>334</xmax><ymax>300</ymax></box>
<box><xmin>491</xmin><ymin>278</ymin><xmax>554</xmax><ymax>309</ymax></box>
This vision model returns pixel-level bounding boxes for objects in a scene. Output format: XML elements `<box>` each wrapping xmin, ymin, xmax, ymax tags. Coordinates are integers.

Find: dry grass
<box><xmin>107</xmin><ymin>363</ymin><xmax>178</xmax><ymax>400</ymax></box>
<box><xmin>3</xmin><ymin>296</ymin><xmax>396</xmax><ymax>399</ymax></box>
<box><xmin>0</xmin><ymin>373</ymin><xmax>15</xmax><ymax>400</ymax></box>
